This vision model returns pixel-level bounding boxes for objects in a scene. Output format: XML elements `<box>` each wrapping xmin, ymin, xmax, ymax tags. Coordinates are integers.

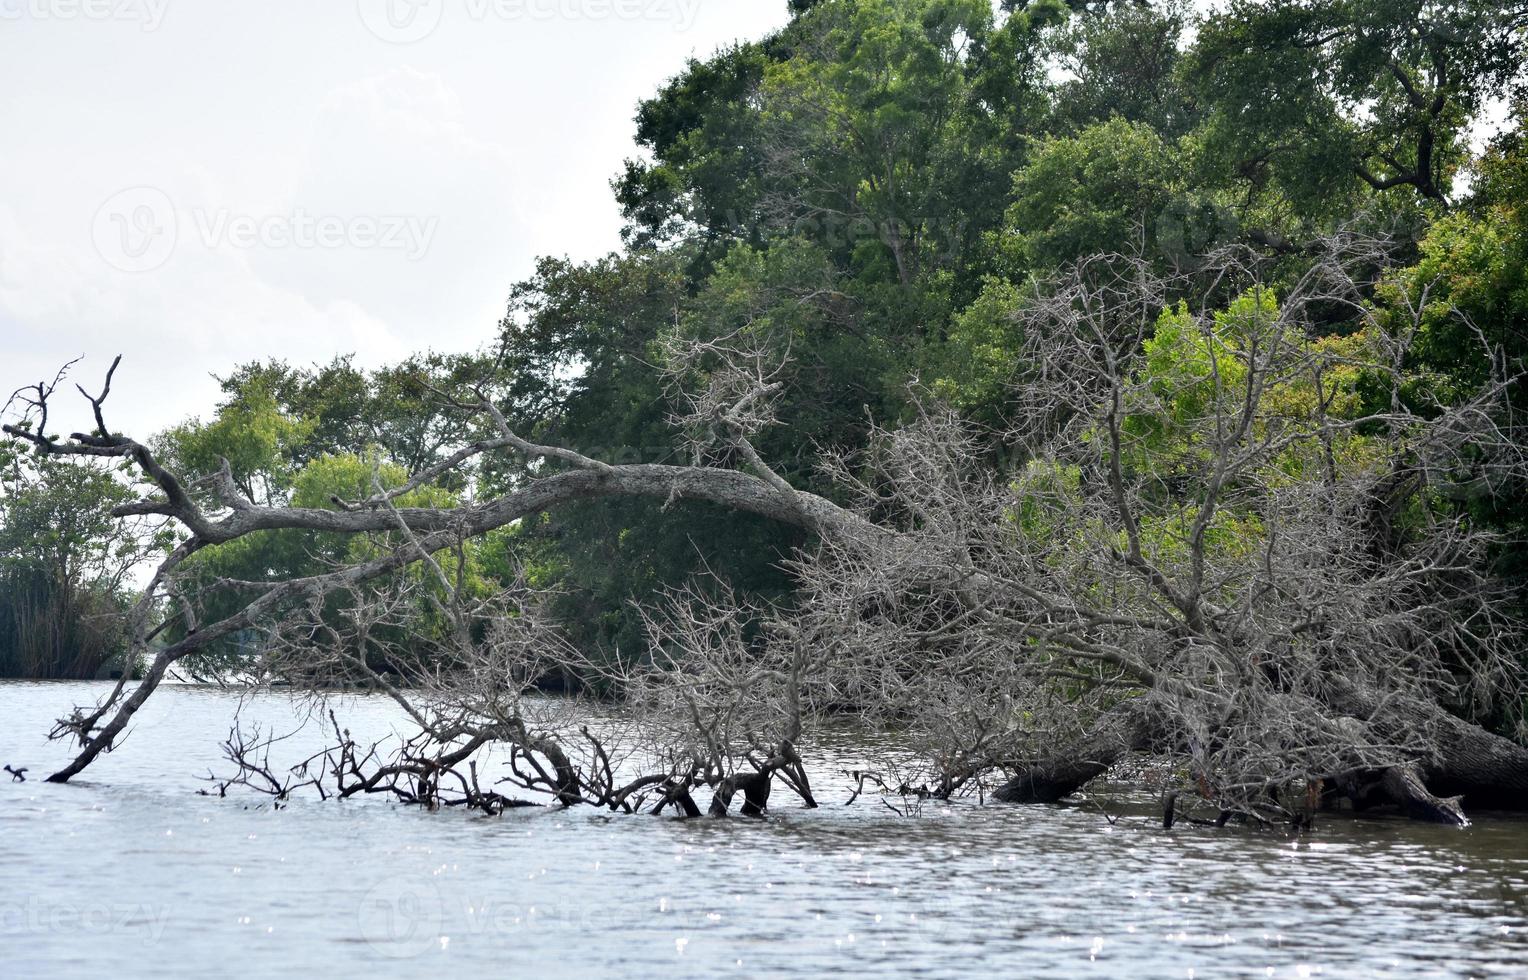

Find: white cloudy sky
<box><xmin>0</xmin><ymin>0</ymin><xmax>790</xmax><ymax>439</ymax></box>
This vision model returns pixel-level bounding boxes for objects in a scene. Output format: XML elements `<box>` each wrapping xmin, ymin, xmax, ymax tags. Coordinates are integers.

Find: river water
<box><xmin>3</xmin><ymin>681</ymin><xmax>1526</xmax><ymax>978</ymax></box>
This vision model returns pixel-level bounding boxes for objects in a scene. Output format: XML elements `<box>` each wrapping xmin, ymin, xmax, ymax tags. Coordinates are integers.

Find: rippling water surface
<box><xmin>3</xmin><ymin>681</ymin><xmax>1527</xmax><ymax>977</ymax></box>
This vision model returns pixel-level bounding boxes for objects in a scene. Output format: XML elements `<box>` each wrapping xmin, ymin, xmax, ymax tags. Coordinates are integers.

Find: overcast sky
<box><xmin>0</xmin><ymin>0</ymin><xmax>791</xmax><ymax>439</ymax></box>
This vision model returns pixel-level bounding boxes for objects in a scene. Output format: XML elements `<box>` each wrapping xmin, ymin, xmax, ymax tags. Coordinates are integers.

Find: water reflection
<box><xmin>3</xmin><ymin>682</ymin><xmax>1526</xmax><ymax>977</ymax></box>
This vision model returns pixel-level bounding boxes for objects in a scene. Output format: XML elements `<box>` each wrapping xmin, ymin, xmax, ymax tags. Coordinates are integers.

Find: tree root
<box><xmin>709</xmin><ymin>771</ymin><xmax>772</xmax><ymax>818</ymax></box>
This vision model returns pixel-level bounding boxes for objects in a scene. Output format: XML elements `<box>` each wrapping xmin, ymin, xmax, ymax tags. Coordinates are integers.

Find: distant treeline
<box><xmin>0</xmin><ymin>454</ymin><xmax>143</xmax><ymax>679</ymax></box>
<box><xmin>0</xmin><ymin>567</ymin><xmax>131</xmax><ymax>679</ymax></box>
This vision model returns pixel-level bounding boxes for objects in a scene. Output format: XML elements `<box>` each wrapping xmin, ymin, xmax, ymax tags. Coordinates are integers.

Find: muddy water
<box><xmin>3</xmin><ymin>681</ymin><xmax>1526</xmax><ymax>977</ymax></box>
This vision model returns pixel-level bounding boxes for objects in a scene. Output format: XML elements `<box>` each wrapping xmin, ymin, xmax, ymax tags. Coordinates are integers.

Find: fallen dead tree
<box><xmin>5</xmin><ymin>236</ymin><xmax>1526</xmax><ymax>825</ymax></box>
<box><xmin>777</xmin><ymin>239</ymin><xmax>1528</xmax><ymax>827</ymax></box>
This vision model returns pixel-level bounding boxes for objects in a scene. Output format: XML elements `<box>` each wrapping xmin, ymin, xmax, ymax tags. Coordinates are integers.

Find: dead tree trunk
<box><xmin>992</xmin><ymin>702</ymin><xmax>1158</xmax><ymax>803</ymax></box>
<box><xmin>1330</xmin><ymin>685</ymin><xmax>1528</xmax><ymax>812</ymax></box>
<box><xmin>1417</xmin><ymin>708</ymin><xmax>1528</xmax><ymax>809</ymax></box>
<box><xmin>9</xmin><ymin>408</ymin><xmax>878</xmax><ymax>785</ymax></box>
<box><xmin>1381</xmin><ymin>766</ymin><xmax>1468</xmax><ymax>826</ymax></box>
<box><xmin>991</xmin><ymin>689</ymin><xmax>1528</xmax><ymax>821</ymax></box>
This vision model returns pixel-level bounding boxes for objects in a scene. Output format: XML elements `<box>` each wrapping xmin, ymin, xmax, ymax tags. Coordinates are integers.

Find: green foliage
<box><xmin>167</xmin><ymin>352</ymin><xmax>496</xmax><ymax>504</ymax></box>
<box><xmin>158</xmin><ymin>378</ymin><xmax>312</xmax><ymax>506</ymax></box>
<box><xmin>676</xmin><ymin>239</ymin><xmax>904</xmax><ymax>466</ymax></box>
<box><xmin>1186</xmin><ymin>0</ymin><xmax>1528</xmax><ymax>209</ymax></box>
<box><xmin>621</xmin><ymin>0</ymin><xmax>1057</xmax><ymax>297</ymax></box>
<box><xmin>1126</xmin><ymin>289</ymin><xmax>1377</xmax><ymax>480</ymax></box>
<box><xmin>1007</xmin><ymin>457</ymin><xmax>1082</xmax><ymax>540</ymax></box>
<box><xmin>146</xmin><ymin>351</ymin><xmax>505</xmax><ymax>673</ymax></box>
<box><xmin>1126</xmin><ymin>297</ymin><xmax>1257</xmax><ymax>457</ymax></box>
<box><xmin>1376</xmin><ymin>106</ymin><xmax>1528</xmax><ymax>580</ymax></box>
<box><xmin>933</xmin><ymin>276</ymin><xmax>1027</xmax><ymax>424</ymax></box>
<box><xmin>1047</xmin><ymin>1</ymin><xmax>1193</xmax><ymax>138</ymax></box>
<box><xmin>617</xmin><ymin>43</ymin><xmax>771</xmax><ymax>250</ymax></box>
<box><xmin>1390</xmin><ymin>120</ymin><xmax>1528</xmax><ymax>395</ymax></box>
<box><xmin>495</xmin><ymin>246</ymin><xmax>809</xmax><ymax>658</ymax></box>
<box><xmin>1003</xmin><ymin>117</ymin><xmax>1183</xmax><ymax>271</ymax></box>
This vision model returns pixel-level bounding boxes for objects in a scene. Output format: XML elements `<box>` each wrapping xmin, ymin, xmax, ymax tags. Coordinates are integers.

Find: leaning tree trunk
<box><xmin>991</xmin><ymin>689</ymin><xmax>1528</xmax><ymax>823</ymax></box>
<box><xmin>1417</xmin><ymin>704</ymin><xmax>1528</xmax><ymax>809</ymax></box>
<box><xmin>1327</xmin><ymin>683</ymin><xmax>1528</xmax><ymax>814</ymax></box>
<box><xmin>992</xmin><ymin>701</ymin><xmax>1158</xmax><ymax>803</ymax></box>
<box><xmin>36</xmin><ymin>458</ymin><xmax>880</xmax><ymax>785</ymax></box>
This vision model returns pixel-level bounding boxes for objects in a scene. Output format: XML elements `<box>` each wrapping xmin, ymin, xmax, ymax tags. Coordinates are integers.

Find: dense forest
<box><xmin>6</xmin><ymin>0</ymin><xmax>1528</xmax><ymax>824</ymax></box>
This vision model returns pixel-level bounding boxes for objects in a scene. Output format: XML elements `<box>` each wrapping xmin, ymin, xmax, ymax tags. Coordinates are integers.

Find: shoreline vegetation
<box><xmin>5</xmin><ymin>0</ymin><xmax>1528</xmax><ymax>830</ymax></box>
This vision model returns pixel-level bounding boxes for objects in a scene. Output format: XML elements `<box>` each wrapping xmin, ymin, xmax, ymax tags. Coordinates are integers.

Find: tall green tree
<box><xmin>1188</xmin><ymin>0</ymin><xmax>1528</xmax><ymax>209</ymax></box>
